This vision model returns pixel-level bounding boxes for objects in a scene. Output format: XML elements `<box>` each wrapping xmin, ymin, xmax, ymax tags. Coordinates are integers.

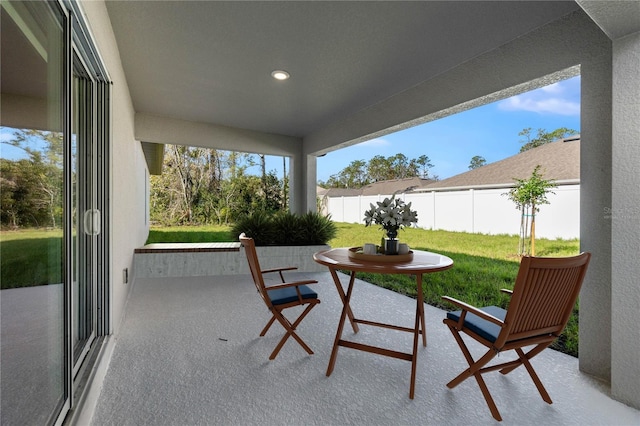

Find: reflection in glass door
<box><xmin>0</xmin><ymin>1</ymin><xmax>67</xmax><ymax>424</ymax></box>
<box><xmin>72</xmin><ymin>55</ymin><xmax>97</xmax><ymax>372</ymax></box>
<box><xmin>1</xmin><ymin>1</ymin><xmax>109</xmax><ymax>424</ymax></box>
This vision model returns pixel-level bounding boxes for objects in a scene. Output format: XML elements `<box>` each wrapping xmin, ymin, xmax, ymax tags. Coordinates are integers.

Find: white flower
<box><xmin>363</xmin><ymin>195</ymin><xmax>418</xmax><ymax>234</ymax></box>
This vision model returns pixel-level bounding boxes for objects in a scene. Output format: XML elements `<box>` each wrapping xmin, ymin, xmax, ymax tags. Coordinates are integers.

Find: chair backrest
<box><xmin>239</xmin><ymin>233</ymin><xmax>271</xmax><ymax>306</ymax></box>
<box><xmin>497</xmin><ymin>252</ymin><xmax>591</xmax><ymax>345</ymax></box>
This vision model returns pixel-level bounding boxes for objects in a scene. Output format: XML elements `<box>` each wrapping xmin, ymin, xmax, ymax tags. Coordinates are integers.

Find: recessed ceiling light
<box><xmin>271</xmin><ymin>70</ymin><xmax>290</xmax><ymax>81</ymax></box>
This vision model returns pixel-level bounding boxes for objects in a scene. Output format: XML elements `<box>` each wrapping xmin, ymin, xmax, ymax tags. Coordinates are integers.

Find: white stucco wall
<box><xmin>577</xmin><ymin>34</ymin><xmax>614</xmax><ymax>385</ymax></box>
<box><xmin>326</xmin><ymin>185</ymin><xmax>580</xmax><ymax>240</ymax></box>
<box><xmin>611</xmin><ymin>30</ymin><xmax>640</xmax><ymax>408</ymax></box>
<box><xmin>80</xmin><ymin>1</ymin><xmax>150</xmax><ymax>333</ymax></box>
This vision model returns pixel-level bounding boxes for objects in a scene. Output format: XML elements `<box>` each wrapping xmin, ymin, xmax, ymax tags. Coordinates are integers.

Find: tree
<box><xmin>321</xmin><ymin>153</ymin><xmax>438</xmax><ymax>188</ymax></box>
<box><xmin>468</xmin><ymin>155</ymin><xmax>486</xmax><ymax>170</ymax></box>
<box><xmin>1</xmin><ymin>129</ymin><xmax>63</xmax><ymax>228</ymax></box>
<box><xmin>367</xmin><ymin>155</ymin><xmax>392</xmax><ymax>182</ymax></box>
<box><xmin>413</xmin><ymin>154</ymin><xmax>434</xmax><ymax>178</ymax></box>
<box><xmin>165</xmin><ymin>145</ymin><xmax>213</xmax><ymax>224</ymax></box>
<box><xmin>504</xmin><ymin>165</ymin><xmax>556</xmax><ymax>256</ymax></box>
<box><xmin>325</xmin><ymin>159</ymin><xmax>369</xmax><ymax>188</ymax></box>
<box><xmin>388</xmin><ymin>153</ymin><xmax>411</xmax><ymax>178</ymax></box>
<box><xmin>519</xmin><ymin>127</ymin><xmax>578</xmax><ymax>152</ymax></box>
<box><xmin>282</xmin><ymin>156</ymin><xmax>288</xmax><ymax>210</ymax></box>
<box><xmin>149</xmin><ymin>145</ymin><xmax>287</xmax><ymax>225</ymax></box>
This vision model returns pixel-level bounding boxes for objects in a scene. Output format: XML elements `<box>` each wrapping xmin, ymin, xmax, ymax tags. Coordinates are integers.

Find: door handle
<box><xmin>83</xmin><ymin>209</ymin><xmax>101</xmax><ymax>236</ymax></box>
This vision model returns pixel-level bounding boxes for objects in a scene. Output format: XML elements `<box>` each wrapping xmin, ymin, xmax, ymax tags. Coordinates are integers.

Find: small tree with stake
<box><xmin>505</xmin><ymin>165</ymin><xmax>556</xmax><ymax>256</ymax></box>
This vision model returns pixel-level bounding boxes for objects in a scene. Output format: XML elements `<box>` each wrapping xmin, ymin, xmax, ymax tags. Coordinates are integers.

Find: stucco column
<box><xmin>611</xmin><ymin>31</ymin><xmax>640</xmax><ymax>409</ymax></box>
<box><xmin>289</xmin><ymin>152</ymin><xmax>318</xmax><ymax>214</ymax></box>
<box><xmin>289</xmin><ymin>153</ymin><xmax>302</xmax><ymax>214</ymax></box>
<box><xmin>305</xmin><ymin>155</ymin><xmax>318</xmax><ymax>213</ymax></box>
<box><xmin>579</xmin><ymin>52</ymin><xmax>613</xmax><ymax>383</ymax></box>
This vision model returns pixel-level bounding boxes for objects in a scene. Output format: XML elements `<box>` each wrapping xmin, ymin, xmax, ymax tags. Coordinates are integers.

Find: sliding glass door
<box><xmin>0</xmin><ymin>1</ymin><xmax>67</xmax><ymax>424</ymax></box>
<box><xmin>1</xmin><ymin>1</ymin><xmax>110</xmax><ymax>424</ymax></box>
<box><xmin>72</xmin><ymin>53</ymin><xmax>97</xmax><ymax>373</ymax></box>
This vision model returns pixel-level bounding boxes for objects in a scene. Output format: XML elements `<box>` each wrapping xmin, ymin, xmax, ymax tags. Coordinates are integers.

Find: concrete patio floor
<box><xmin>88</xmin><ymin>272</ymin><xmax>640</xmax><ymax>425</ymax></box>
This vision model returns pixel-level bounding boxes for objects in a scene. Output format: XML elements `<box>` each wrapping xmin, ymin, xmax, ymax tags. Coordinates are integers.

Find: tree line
<box><xmin>320</xmin><ymin>127</ymin><xmax>578</xmax><ymax>189</ymax></box>
<box><xmin>1</xmin><ymin>129</ymin><xmax>63</xmax><ymax>229</ymax></box>
<box><xmin>318</xmin><ymin>153</ymin><xmax>437</xmax><ymax>189</ymax></box>
<box><xmin>150</xmin><ymin>145</ymin><xmax>288</xmax><ymax>226</ymax></box>
<box><xmin>0</xmin><ymin>129</ymin><xmax>288</xmax><ymax>229</ymax></box>
<box><xmin>1</xmin><ymin>126</ymin><xmax>576</xmax><ymax>229</ymax></box>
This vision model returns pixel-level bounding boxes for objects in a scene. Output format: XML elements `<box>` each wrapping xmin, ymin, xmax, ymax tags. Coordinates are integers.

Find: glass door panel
<box><xmin>0</xmin><ymin>1</ymin><xmax>67</xmax><ymax>424</ymax></box>
<box><xmin>72</xmin><ymin>54</ymin><xmax>97</xmax><ymax>371</ymax></box>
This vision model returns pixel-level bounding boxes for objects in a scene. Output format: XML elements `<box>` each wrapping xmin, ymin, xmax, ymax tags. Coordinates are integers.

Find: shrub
<box><xmin>298</xmin><ymin>211</ymin><xmax>337</xmax><ymax>245</ymax></box>
<box><xmin>231</xmin><ymin>211</ymin><xmax>275</xmax><ymax>246</ymax></box>
<box><xmin>231</xmin><ymin>211</ymin><xmax>336</xmax><ymax>246</ymax></box>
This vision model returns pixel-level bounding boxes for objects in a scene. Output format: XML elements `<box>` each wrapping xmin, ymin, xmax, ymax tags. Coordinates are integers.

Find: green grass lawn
<box><xmin>147</xmin><ymin>222</ymin><xmax>581</xmax><ymax>356</ymax></box>
<box><xmin>1</xmin><ymin>229</ymin><xmax>63</xmax><ymax>289</ymax></box>
<box><xmin>3</xmin><ymin>223</ymin><xmax>581</xmax><ymax>356</ymax></box>
<box><xmin>146</xmin><ymin>225</ymin><xmax>233</xmax><ymax>243</ymax></box>
<box><xmin>329</xmin><ymin>223</ymin><xmax>580</xmax><ymax>356</ymax></box>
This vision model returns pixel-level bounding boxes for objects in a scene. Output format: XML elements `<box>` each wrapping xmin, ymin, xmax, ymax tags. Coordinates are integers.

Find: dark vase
<box><xmin>384</xmin><ymin>228</ymin><xmax>399</xmax><ymax>255</ymax></box>
<box><xmin>384</xmin><ymin>238</ymin><xmax>399</xmax><ymax>255</ymax></box>
<box><xmin>385</xmin><ymin>228</ymin><xmax>398</xmax><ymax>240</ymax></box>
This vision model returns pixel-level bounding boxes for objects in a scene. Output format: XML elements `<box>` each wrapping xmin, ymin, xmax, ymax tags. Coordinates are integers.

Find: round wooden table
<box><xmin>313</xmin><ymin>247</ymin><xmax>454</xmax><ymax>399</ymax></box>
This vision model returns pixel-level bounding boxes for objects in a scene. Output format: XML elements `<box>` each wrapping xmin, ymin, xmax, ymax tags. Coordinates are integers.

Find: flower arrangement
<box><xmin>363</xmin><ymin>195</ymin><xmax>418</xmax><ymax>239</ymax></box>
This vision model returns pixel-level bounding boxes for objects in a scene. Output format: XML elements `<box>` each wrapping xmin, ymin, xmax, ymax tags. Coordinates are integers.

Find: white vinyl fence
<box><xmin>324</xmin><ymin>184</ymin><xmax>580</xmax><ymax>240</ymax></box>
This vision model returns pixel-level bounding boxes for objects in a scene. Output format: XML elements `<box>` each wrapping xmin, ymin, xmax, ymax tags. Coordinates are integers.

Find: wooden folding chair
<box><xmin>239</xmin><ymin>233</ymin><xmax>321</xmax><ymax>360</ymax></box>
<box><xmin>442</xmin><ymin>252</ymin><xmax>591</xmax><ymax>421</ymax></box>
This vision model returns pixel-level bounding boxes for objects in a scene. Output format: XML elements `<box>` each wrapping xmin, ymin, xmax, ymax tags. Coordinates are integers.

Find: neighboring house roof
<box><xmin>319</xmin><ymin>138</ymin><xmax>579</xmax><ymax>197</ymax></box>
<box><xmin>419</xmin><ymin>137</ymin><xmax>580</xmax><ymax>191</ymax></box>
<box><xmin>319</xmin><ymin>177</ymin><xmax>433</xmax><ymax>198</ymax></box>
<box><xmin>320</xmin><ymin>187</ymin><xmax>363</xmax><ymax>197</ymax></box>
<box><xmin>360</xmin><ymin>177</ymin><xmax>433</xmax><ymax>195</ymax></box>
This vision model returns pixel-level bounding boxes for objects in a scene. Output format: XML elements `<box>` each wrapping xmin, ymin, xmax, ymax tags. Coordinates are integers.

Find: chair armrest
<box><xmin>261</xmin><ymin>266</ymin><xmax>299</xmax><ymax>283</ymax></box>
<box><xmin>441</xmin><ymin>296</ymin><xmax>504</xmax><ymax>326</ymax></box>
<box><xmin>500</xmin><ymin>289</ymin><xmax>513</xmax><ymax>295</ymax></box>
<box><xmin>265</xmin><ymin>280</ymin><xmax>318</xmax><ymax>291</ymax></box>
<box><xmin>261</xmin><ymin>266</ymin><xmax>298</xmax><ymax>274</ymax></box>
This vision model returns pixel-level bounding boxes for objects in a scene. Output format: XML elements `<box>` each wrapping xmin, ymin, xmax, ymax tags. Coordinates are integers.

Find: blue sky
<box><xmin>313</xmin><ymin>75</ymin><xmax>581</xmax><ymax>182</ymax></box>
<box><xmin>2</xmin><ymin>76</ymin><xmax>580</xmax><ymax>183</ymax></box>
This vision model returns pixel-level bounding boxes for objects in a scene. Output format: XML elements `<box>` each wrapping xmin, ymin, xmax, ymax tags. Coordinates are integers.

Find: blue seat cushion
<box><xmin>447</xmin><ymin>305</ymin><xmax>506</xmax><ymax>343</ymax></box>
<box><xmin>268</xmin><ymin>285</ymin><xmax>318</xmax><ymax>305</ymax></box>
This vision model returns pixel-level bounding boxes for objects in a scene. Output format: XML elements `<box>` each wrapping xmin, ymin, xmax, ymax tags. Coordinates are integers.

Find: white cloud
<box><xmin>497</xmin><ymin>78</ymin><xmax>580</xmax><ymax>116</ymax></box>
<box><xmin>498</xmin><ymin>93</ymin><xmax>579</xmax><ymax>116</ymax></box>
<box><xmin>0</xmin><ymin>130</ymin><xmax>14</xmax><ymax>142</ymax></box>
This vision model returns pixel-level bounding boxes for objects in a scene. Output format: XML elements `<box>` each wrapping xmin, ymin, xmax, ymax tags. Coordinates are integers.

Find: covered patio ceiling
<box><xmin>105</xmin><ymin>1</ymin><xmax>581</xmax><ymax>140</ymax></box>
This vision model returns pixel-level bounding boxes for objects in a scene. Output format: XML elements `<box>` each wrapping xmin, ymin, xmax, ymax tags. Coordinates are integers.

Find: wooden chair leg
<box><xmin>474</xmin><ymin>370</ymin><xmax>503</xmax><ymax>422</ymax></box>
<box><xmin>269</xmin><ymin>328</ymin><xmax>311</xmax><ymax>359</ymax></box>
<box><xmin>446</xmin><ymin>343</ymin><xmax>497</xmax><ymax>390</ymax></box>
<box><xmin>499</xmin><ymin>342</ymin><xmax>548</xmax><ymax>375</ymax></box>
<box><xmin>269</xmin><ymin>319</ymin><xmax>313</xmax><ymax>360</ymax></box>
<box><xmin>269</xmin><ymin>331</ymin><xmax>292</xmax><ymax>360</ymax></box>
<box><xmin>290</xmin><ymin>303</ymin><xmax>316</xmax><ymax>329</ymax></box>
<box><xmin>445</xmin><ymin>324</ymin><xmax>487</xmax><ymax>388</ymax></box>
<box><xmin>260</xmin><ymin>315</ymin><xmax>277</xmax><ymax>336</ymax></box>
<box><xmin>445</xmin><ymin>324</ymin><xmax>503</xmax><ymax>421</ymax></box>
<box><xmin>515</xmin><ymin>348</ymin><xmax>552</xmax><ymax>404</ymax></box>
<box><xmin>267</xmin><ymin>303</ymin><xmax>318</xmax><ymax>360</ymax></box>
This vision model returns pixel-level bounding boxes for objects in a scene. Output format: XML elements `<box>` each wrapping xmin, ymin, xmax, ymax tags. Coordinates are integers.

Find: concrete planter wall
<box><xmin>133</xmin><ymin>244</ymin><xmax>330</xmax><ymax>279</ymax></box>
<box><xmin>255</xmin><ymin>245</ymin><xmax>330</xmax><ymax>274</ymax></box>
